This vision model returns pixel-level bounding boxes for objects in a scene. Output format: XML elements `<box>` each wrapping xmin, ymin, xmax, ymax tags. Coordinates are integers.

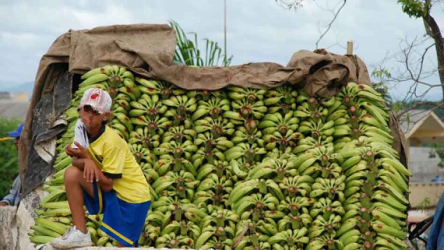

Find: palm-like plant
<box><xmin>170</xmin><ymin>21</ymin><xmax>232</xmax><ymax>67</ymax></box>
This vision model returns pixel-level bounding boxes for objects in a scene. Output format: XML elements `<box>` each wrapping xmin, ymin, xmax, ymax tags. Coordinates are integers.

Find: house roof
<box><xmin>399</xmin><ymin>109</ymin><xmax>444</xmax><ymax>143</ymax></box>
<box><xmin>0</xmin><ymin>100</ymin><xmax>29</xmax><ymax>122</ymax></box>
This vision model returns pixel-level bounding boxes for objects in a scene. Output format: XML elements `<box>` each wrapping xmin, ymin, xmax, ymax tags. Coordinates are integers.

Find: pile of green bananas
<box><xmin>30</xmin><ymin>66</ymin><xmax>411</xmax><ymax>250</ymax></box>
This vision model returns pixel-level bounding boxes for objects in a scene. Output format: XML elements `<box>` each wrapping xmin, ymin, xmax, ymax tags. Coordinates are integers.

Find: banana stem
<box><xmin>174</xmin><ymin>208</ymin><xmax>183</xmax><ymax>221</ymax></box>
<box><xmin>216</xmin><ymin>164</ymin><xmax>224</xmax><ymax>178</ymax></box>
<box><xmin>180</xmin><ymin>221</ymin><xmax>187</xmax><ymax>236</ymax></box>
<box><xmin>253</xmin><ymin>209</ymin><xmax>261</xmax><ymax>222</ymax></box>
<box><xmin>177</xmin><ymin>186</ymin><xmax>186</xmax><ymax>198</ymax></box>
<box><xmin>216</xmin><ymin>213</ymin><xmax>224</xmax><ymax>227</ymax></box>
<box><xmin>174</xmin><ymin>160</ymin><xmax>182</xmax><ymax>172</ymax></box>
<box><xmin>205</xmin><ymin>151</ymin><xmax>215</xmax><ymax>165</ymax></box>
<box><xmin>287</xmin><ymin>237</ymin><xmax>295</xmax><ymax>247</ymax></box>
<box><xmin>350</xmin><ymin>115</ymin><xmax>359</xmax><ymax>129</ymax></box>
<box><xmin>245</xmin><ymin>149</ymin><xmax>255</xmax><ymax>163</ymax></box>
<box><xmin>248</xmin><ymin>222</ymin><xmax>257</xmax><ymax>234</ymax></box>
<box><xmin>327</xmin><ymin>242</ymin><xmax>335</xmax><ymax>250</ymax></box>
<box><xmin>291</xmin><ymin>218</ymin><xmax>301</xmax><ymax>229</ymax></box>
<box><xmin>168</xmin><ymin>239</ymin><xmax>179</xmax><ymax>248</ymax></box>
<box><xmin>285</xmin><ymin>95</ymin><xmax>292</xmax><ymax>104</ymax></box>
<box><xmin>351</xmin><ymin>128</ymin><xmax>360</xmax><ymax>139</ymax></box>
<box><xmin>277</xmin><ymin>168</ymin><xmax>285</xmax><ymax>180</ymax></box>
<box><xmin>259</xmin><ymin>180</ymin><xmax>267</xmax><ymax>194</ymax></box>
<box><xmin>216</xmin><ymin>227</ymin><xmax>226</xmax><ymax>241</ymax></box>
<box><xmin>251</xmin><ymin>233</ymin><xmax>259</xmax><ymax>247</ymax></box>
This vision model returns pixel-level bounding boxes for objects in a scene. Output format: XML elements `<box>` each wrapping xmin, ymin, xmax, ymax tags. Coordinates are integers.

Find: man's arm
<box><xmin>83</xmin><ymin>158</ymin><xmax>114</xmax><ymax>192</ymax></box>
<box><xmin>72</xmin><ymin>157</ymin><xmax>85</xmax><ymax>170</ymax></box>
<box><xmin>0</xmin><ymin>176</ymin><xmax>20</xmax><ymax>206</ymax></box>
<box><xmin>67</xmin><ymin>143</ymin><xmax>115</xmax><ymax>192</ymax></box>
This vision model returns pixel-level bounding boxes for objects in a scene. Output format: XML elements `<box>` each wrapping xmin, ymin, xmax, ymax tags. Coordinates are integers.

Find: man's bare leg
<box><xmin>64</xmin><ymin>166</ymin><xmax>94</xmax><ymax>233</ymax></box>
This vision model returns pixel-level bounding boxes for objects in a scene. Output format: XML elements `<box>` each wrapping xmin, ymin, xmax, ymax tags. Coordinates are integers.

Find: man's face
<box><xmin>13</xmin><ymin>137</ymin><xmax>20</xmax><ymax>150</ymax></box>
<box><xmin>78</xmin><ymin>105</ymin><xmax>109</xmax><ymax>132</ymax></box>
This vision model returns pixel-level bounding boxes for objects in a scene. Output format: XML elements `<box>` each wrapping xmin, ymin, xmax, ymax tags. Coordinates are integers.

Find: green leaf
<box><xmin>169</xmin><ymin>20</ymin><xmax>232</xmax><ymax>67</ymax></box>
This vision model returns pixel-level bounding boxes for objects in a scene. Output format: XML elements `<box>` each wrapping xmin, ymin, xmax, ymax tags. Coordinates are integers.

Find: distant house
<box><xmin>401</xmin><ymin>109</ymin><xmax>444</xmax><ymax>149</ymax></box>
<box><xmin>399</xmin><ymin>109</ymin><xmax>444</xmax><ymax>210</ymax></box>
<box><xmin>0</xmin><ymin>92</ymin><xmax>29</xmax><ymax>122</ymax></box>
<box><xmin>0</xmin><ymin>91</ymin><xmax>11</xmax><ymax>99</ymax></box>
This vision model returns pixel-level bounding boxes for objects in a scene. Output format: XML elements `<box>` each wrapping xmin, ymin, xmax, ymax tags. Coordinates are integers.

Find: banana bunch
<box><xmin>155</xmin><ymin>232</ymin><xmax>194</xmax><ymax>249</ymax></box>
<box><xmin>247</xmin><ymin>157</ymin><xmax>297</xmax><ymax>181</ymax></box>
<box><xmin>293</xmin><ymin>136</ymin><xmax>333</xmax><ymax>155</ymax></box>
<box><xmin>187</xmin><ymin>89</ymin><xmax>227</xmax><ymax>101</ymax></box>
<box><xmin>155</xmin><ymin>140</ymin><xmax>197</xmax><ymax>160</ymax></box>
<box><xmin>277</xmin><ymin>197</ymin><xmax>313</xmax><ymax>230</ymax></box>
<box><xmin>225</xmin><ymin>142</ymin><xmax>267</xmax><ymax>164</ymax></box>
<box><xmin>233</xmin><ymin>193</ymin><xmax>280</xmax><ymax>222</ymax></box>
<box><xmin>194</xmin><ymin>117</ymin><xmax>235</xmax><ymax>138</ymax></box>
<box><xmin>279</xmin><ymin>175</ymin><xmax>314</xmax><ymax>197</ymax></box>
<box><xmin>294</xmin><ymin>102</ymin><xmax>329</xmax><ymax>121</ymax></box>
<box><xmin>263</xmin><ymin>85</ymin><xmax>298</xmax><ymax>113</ymax></box>
<box><xmin>136</xmin><ymin>78</ymin><xmax>186</xmax><ymax>98</ymax></box>
<box><xmin>228</xmin><ymin>98</ymin><xmax>268</xmax><ymax>121</ymax></box>
<box><xmin>229</xmin><ymin>179</ymin><xmax>281</xmax><ymax>207</ymax></box>
<box><xmin>195</xmin><ymin>160</ymin><xmax>230</xmax><ymax>181</ymax></box>
<box><xmin>78</xmin><ymin>65</ymin><xmax>139</xmax><ymax>100</ymax></box>
<box><xmin>131</xmin><ymin>115</ymin><xmax>172</xmax><ymax>135</ymax></box>
<box><xmin>191</xmin><ymin>97</ymin><xmax>231</xmax><ymax>121</ymax></box>
<box><xmin>298</xmin><ymin>119</ymin><xmax>338</xmax><ymax>140</ymax></box>
<box><xmin>153</xmin><ymin>156</ymin><xmax>197</xmax><ymax>178</ymax></box>
<box><xmin>268</xmin><ymin>228</ymin><xmax>309</xmax><ymax>249</ymax></box>
<box><xmin>194</xmin><ymin>226</ymin><xmax>234</xmax><ymax>250</ymax></box>
<box><xmin>140</xmin><ymin>162</ymin><xmax>159</xmax><ymax>184</ymax></box>
<box><xmin>232</xmin><ymin>221</ymin><xmax>271</xmax><ymax>250</ymax></box>
<box><xmin>310</xmin><ymin>176</ymin><xmax>346</xmax><ymax>201</ymax></box>
<box><xmin>151</xmin><ymin>170</ymin><xmax>199</xmax><ymax>199</ymax></box>
<box><xmin>128</xmin><ymin>143</ymin><xmax>156</xmax><ymax>165</ymax></box>
<box><xmin>32</xmin><ymin>64</ymin><xmax>410</xmax><ymax>249</ymax></box>
<box><xmin>162</xmin><ymin>125</ymin><xmax>195</xmax><ymax>144</ymax></box>
<box><xmin>193</xmin><ymin>209</ymin><xmax>239</xmax><ymax>249</ymax></box>
<box><xmin>231</xmin><ymin>126</ymin><xmax>264</xmax><ymax>147</ymax></box>
<box><xmin>191</xmin><ymin>132</ymin><xmax>233</xmax><ymax>167</ymax></box>
<box><xmin>306</xmin><ymin>233</ymin><xmax>341</xmax><ymax>250</ymax></box>
<box><xmin>226</xmin><ymin>86</ymin><xmax>266</xmax><ymax>103</ymax></box>
<box><xmin>139</xmin><ymin>223</ymin><xmax>161</xmax><ymax>247</ymax></box>
<box><xmin>163</xmin><ymin>95</ymin><xmax>197</xmax><ymax>125</ymax></box>
<box><xmin>262</xmin><ymin>130</ymin><xmax>303</xmax><ymax>152</ymax></box>
<box><xmin>129</xmin><ymin>127</ymin><xmax>161</xmax><ymax>149</ymax></box>
<box><xmin>195</xmin><ymin>173</ymin><xmax>233</xmax><ymax>206</ymax></box>
<box><xmin>259</xmin><ymin>111</ymin><xmax>299</xmax><ymax>135</ymax></box>
<box><xmin>129</xmin><ymin>94</ymin><xmax>167</xmax><ymax>118</ymax></box>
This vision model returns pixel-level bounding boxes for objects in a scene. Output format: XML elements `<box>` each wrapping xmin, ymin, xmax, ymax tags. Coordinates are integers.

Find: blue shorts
<box><xmin>83</xmin><ymin>182</ymin><xmax>151</xmax><ymax>247</ymax></box>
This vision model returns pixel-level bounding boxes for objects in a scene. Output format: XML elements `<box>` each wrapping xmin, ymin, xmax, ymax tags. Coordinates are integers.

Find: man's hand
<box><xmin>65</xmin><ymin>142</ymin><xmax>89</xmax><ymax>159</ymax></box>
<box><xmin>83</xmin><ymin>159</ymin><xmax>101</xmax><ymax>183</ymax></box>
<box><xmin>0</xmin><ymin>202</ymin><xmax>7</xmax><ymax>206</ymax></box>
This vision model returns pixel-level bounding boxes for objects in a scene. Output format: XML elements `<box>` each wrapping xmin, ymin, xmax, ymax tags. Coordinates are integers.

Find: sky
<box><xmin>0</xmin><ymin>0</ymin><xmax>443</xmax><ymax>100</ymax></box>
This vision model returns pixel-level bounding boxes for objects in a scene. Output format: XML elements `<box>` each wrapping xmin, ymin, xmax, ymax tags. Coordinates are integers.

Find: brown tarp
<box><xmin>19</xmin><ymin>24</ymin><xmax>406</xmax><ymax>196</ymax></box>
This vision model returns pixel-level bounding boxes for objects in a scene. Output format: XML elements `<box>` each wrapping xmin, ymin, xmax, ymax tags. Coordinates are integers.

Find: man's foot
<box><xmin>50</xmin><ymin>226</ymin><xmax>92</xmax><ymax>249</ymax></box>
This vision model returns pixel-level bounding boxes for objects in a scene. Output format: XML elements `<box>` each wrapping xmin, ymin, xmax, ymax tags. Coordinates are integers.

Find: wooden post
<box><xmin>346</xmin><ymin>41</ymin><xmax>353</xmax><ymax>55</ymax></box>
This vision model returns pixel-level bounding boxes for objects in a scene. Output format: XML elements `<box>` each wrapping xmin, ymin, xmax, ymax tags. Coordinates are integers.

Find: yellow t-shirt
<box><xmin>87</xmin><ymin>126</ymin><xmax>151</xmax><ymax>203</ymax></box>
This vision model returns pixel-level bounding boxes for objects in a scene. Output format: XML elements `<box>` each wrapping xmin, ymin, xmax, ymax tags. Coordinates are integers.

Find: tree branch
<box><xmin>315</xmin><ymin>0</ymin><xmax>347</xmax><ymax>49</ymax></box>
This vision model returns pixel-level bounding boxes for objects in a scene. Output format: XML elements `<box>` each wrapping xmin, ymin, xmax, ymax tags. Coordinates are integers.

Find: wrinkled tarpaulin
<box><xmin>19</xmin><ymin>24</ymin><xmax>407</xmax><ymax>197</ymax></box>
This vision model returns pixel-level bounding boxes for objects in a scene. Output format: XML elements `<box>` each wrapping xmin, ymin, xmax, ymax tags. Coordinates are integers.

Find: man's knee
<box><xmin>64</xmin><ymin>166</ymin><xmax>82</xmax><ymax>183</ymax></box>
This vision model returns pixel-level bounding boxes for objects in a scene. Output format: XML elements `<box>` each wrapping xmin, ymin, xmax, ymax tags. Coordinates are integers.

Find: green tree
<box><xmin>0</xmin><ymin>116</ymin><xmax>20</xmax><ymax>198</ymax></box>
<box><xmin>397</xmin><ymin>0</ymin><xmax>444</xmax><ymax>101</ymax></box>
